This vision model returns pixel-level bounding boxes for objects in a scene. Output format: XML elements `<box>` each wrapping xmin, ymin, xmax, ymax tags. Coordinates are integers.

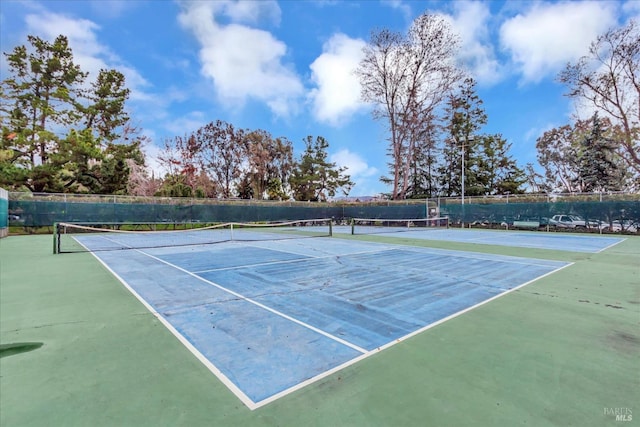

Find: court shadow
<box><xmin>0</xmin><ymin>342</ymin><xmax>44</xmax><ymax>358</ymax></box>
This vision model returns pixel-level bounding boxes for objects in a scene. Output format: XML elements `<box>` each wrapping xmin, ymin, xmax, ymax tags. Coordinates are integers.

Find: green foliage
<box><xmin>290</xmin><ymin>136</ymin><xmax>353</xmax><ymax>201</ymax></box>
<box><xmin>155</xmin><ymin>174</ymin><xmax>193</xmax><ymax>198</ymax></box>
<box><xmin>98</xmin><ymin>142</ymin><xmax>144</xmax><ymax>194</ymax></box>
<box><xmin>537</xmin><ymin>115</ymin><xmax>632</xmax><ymax>192</ymax></box>
<box><xmin>266</xmin><ymin>178</ymin><xmax>288</xmax><ymax>200</ymax></box>
<box><xmin>576</xmin><ymin>114</ymin><xmax>626</xmax><ymax>192</ymax></box>
<box><xmin>475</xmin><ymin>134</ymin><xmax>526</xmax><ymax>195</ymax></box>
<box><xmin>437</xmin><ymin>78</ymin><xmax>524</xmax><ymax>197</ymax></box>
<box><xmin>236</xmin><ymin>174</ymin><xmax>254</xmax><ymax>199</ymax></box>
<box><xmin>82</xmin><ymin>69</ymin><xmax>130</xmax><ymax>144</ymax></box>
<box><xmin>1</xmin><ymin>34</ymin><xmax>144</xmax><ymax>194</ymax></box>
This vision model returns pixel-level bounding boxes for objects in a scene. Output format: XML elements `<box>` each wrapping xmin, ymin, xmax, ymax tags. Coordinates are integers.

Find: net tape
<box><xmin>55</xmin><ymin>218</ymin><xmax>333</xmax><ymax>253</ymax></box>
<box><xmin>350</xmin><ymin>217</ymin><xmax>449</xmax><ymax>235</ymax></box>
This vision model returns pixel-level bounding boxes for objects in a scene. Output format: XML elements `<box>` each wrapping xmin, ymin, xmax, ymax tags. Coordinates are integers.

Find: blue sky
<box><xmin>1</xmin><ymin>0</ymin><xmax>638</xmax><ymax>196</ymax></box>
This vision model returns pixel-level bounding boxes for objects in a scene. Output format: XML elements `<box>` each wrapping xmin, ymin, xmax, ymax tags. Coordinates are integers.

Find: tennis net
<box><xmin>350</xmin><ymin>217</ymin><xmax>449</xmax><ymax>235</ymax></box>
<box><xmin>54</xmin><ymin>219</ymin><xmax>333</xmax><ymax>253</ymax></box>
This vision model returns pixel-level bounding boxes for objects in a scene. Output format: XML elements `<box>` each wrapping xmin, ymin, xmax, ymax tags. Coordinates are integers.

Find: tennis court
<box><xmin>341</xmin><ymin>221</ymin><xmax>625</xmax><ymax>253</ymax></box>
<box><xmin>62</xmin><ymin>224</ymin><xmax>571</xmax><ymax>409</ymax></box>
<box><xmin>1</xmin><ymin>223</ymin><xmax>638</xmax><ymax>426</ymax></box>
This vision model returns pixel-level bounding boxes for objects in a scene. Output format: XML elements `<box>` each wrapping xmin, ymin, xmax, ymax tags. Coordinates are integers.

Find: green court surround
<box><xmin>1</xmin><ymin>233</ymin><xmax>638</xmax><ymax>426</ymax></box>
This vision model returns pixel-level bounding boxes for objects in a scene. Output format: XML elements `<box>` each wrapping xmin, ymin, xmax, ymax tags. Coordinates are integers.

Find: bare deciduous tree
<box><xmin>536</xmin><ymin>123</ymin><xmax>585</xmax><ymax>193</ymax></box>
<box><xmin>126</xmin><ymin>159</ymin><xmax>161</xmax><ymax>196</ymax></box>
<box><xmin>559</xmin><ymin>19</ymin><xmax>640</xmax><ymax>173</ymax></box>
<box><xmin>357</xmin><ymin>13</ymin><xmax>463</xmax><ymax>199</ymax></box>
<box><xmin>195</xmin><ymin>120</ymin><xmax>245</xmax><ymax>198</ymax></box>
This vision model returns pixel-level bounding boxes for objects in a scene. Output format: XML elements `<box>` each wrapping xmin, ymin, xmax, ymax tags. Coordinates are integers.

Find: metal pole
<box><xmin>461</xmin><ymin>143</ymin><xmax>465</xmax><ymax>206</ymax></box>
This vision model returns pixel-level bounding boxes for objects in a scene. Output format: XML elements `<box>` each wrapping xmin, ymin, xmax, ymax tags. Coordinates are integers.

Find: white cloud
<box><xmin>331</xmin><ymin>148</ymin><xmax>380</xmax><ymax>196</ymax></box>
<box><xmin>499</xmin><ymin>1</ymin><xmax>617</xmax><ymax>83</ymax></box>
<box><xmin>331</xmin><ymin>149</ymin><xmax>377</xmax><ymax>178</ymax></box>
<box><xmin>569</xmin><ymin>95</ymin><xmax>607</xmax><ymax>124</ymax></box>
<box><xmin>212</xmin><ymin>0</ymin><xmax>282</xmax><ymax>26</ymax></box>
<box><xmin>162</xmin><ymin>111</ymin><xmax>207</xmax><ymax>137</ymax></box>
<box><xmin>448</xmin><ymin>1</ymin><xmax>503</xmax><ymax>85</ymax></box>
<box><xmin>308</xmin><ymin>33</ymin><xmax>368</xmax><ymax>126</ymax></box>
<box><xmin>140</xmin><ymin>137</ymin><xmax>166</xmax><ymax>178</ymax></box>
<box><xmin>177</xmin><ymin>1</ymin><xmax>303</xmax><ymax>117</ymax></box>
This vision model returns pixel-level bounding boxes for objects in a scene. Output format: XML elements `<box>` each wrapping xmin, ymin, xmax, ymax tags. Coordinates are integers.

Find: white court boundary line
<box><xmin>377</xmin><ymin>228</ymin><xmax>626</xmax><ymax>253</ymax></box>
<box><xmin>244</xmin><ymin>237</ymin><xmax>567</xmax><ymax>269</ymax></box>
<box><xmin>134</xmin><ymin>250</ymin><xmax>369</xmax><ymax>356</ymax></box>
<box><xmin>252</xmin><ymin>260</ymin><xmax>576</xmax><ymax>409</ymax></box>
<box><xmin>84</xmin><ymin>236</ymin><xmax>368</xmax><ymax>410</ymax></box>
<box><xmin>85</xmin><ymin>249</ymin><xmax>258</xmax><ymax>409</ymax></box>
<box><xmin>78</xmin><ymin>234</ymin><xmax>574</xmax><ymax>410</ymax></box>
<box><xmin>596</xmin><ymin>237</ymin><xmax>626</xmax><ymax>253</ymax></box>
<box><xmin>395</xmin><ymin>245</ymin><xmax>567</xmax><ymax>268</ymax></box>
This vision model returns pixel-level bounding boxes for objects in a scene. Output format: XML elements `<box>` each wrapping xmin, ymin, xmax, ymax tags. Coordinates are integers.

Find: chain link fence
<box><xmin>8</xmin><ymin>192</ymin><xmax>640</xmax><ymax>234</ymax></box>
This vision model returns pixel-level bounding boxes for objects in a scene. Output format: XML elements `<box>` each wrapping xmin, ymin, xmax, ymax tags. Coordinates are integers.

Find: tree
<box><xmin>236</xmin><ymin>174</ymin><xmax>254</xmax><ymax>199</ymax></box>
<box><xmin>127</xmin><ymin>160</ymin><xmax>161</xmax><ymax>196</ymax></box>
<box><xmin>437</xmin><ymin>78</ymin><xmax>486</xmax><ymax>197</ymax></box>
<box><xmin>241</xmin><ymin>129</ymin><xmax>294</xmax><ymax>199</ymax></box>
<box><xmin>475</xmin><ymin>134</ymin><xmax>525</xmax><ymax>195</ymax></box>
<box><xmin>98</xmin><ymin>141</ymin><xmax>145</xmax><ymax>194</ymax></box>
<box><xmin>195</xmin><ymin>120</ymin><xmax>245</xmax><ymax>198</ymax></box>
<box><xmin>82</xmin><ymin>69</ymin><xmax>130</xmax><ymax>146</ymax></box>
<box><xmin>559</xmin><ymin>19</ymin><xmax>640</xmax><ymax>174</ymax></box>
<box><xmin>405</xmin><ymin>112</ymin><xmax>439</xmax><ymax>198</ymax></box>
<box><xmin>290</xmin><ymin>136</ymin><xmax>353</xmax><ymax>201</ymax></box>
<box><xmin>523</xmin><ymin>163</ymin><xmax>546</xmax><ymax>193</ymax></box>
<box><xmin>155</xmin><ymin>173</ymin><xmax>194</xmax><ymax>198</ymax></box>
<box><xmin>1</xmin><ymin>34</ymin><xmax>146</xmax><ymax>194</ymax></box>
<box><xmin>156</xmin><ymin>135</ymin><xmax>218</xmax><ymax>198</ymax></box>
<box><xmin>576</xmin><ymin>114</ymin><xmax>626</xmax><ymax>192</ymax></box>
<box><xmin>158</xmin><ymin>124</ymin><xmax>296</xmax><ymax>200</ymax></box>
<box><xmin>357</xmin><ymin>13</ymin><xmax>463</xmax><ymax>199</ymax></box>
<box><xmin>52</xmin><ymin>128</ymin><xmax>102</xmax><ymax>192</ymax></box>
<box><xmin>535</xmin><ymin>116</ymin><xmax>628</xmax><ymax>192</ymax></box>
<box><xmin>1</xmin><ymin>35</ymin><xmax>87</xmax><ymax>191</ymax></box>
<box><xmin>536</xmin><ymin>123</ymin><xmax>584</xmax><ymax>192</ymax></box>
<box><xmin>174</xmin><ymin>133</ymin><xmax>203</xmax><ymax>191</ymax></box>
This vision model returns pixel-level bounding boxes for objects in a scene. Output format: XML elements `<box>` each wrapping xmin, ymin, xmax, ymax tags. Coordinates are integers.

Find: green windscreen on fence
<box><xmin>0</xmin><ymin>188</ymin><xmax>7</xmax><ymax>238</ymax></box>
<box><xmin>439</xmin><ymin>199</ymin><xmax>640</xmax><ymax>230</ymax></box>
<box><xmin>8</xmin><ymin>195</ymin><xmax>428</xmax><ymax>227</ymax></box>
<box><xmin>7</xmin><ymin>192</ymin><xmax>640</xmax><ymax>234</ymax></box>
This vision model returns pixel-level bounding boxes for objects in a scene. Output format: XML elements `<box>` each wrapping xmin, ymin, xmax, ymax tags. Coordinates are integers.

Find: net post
<box><xmin>351</xmin><ymin>218</ymin><xmax>355</xmax><ymax>235</ymax></box>
<box><xmin>53</xmin><ymin>222</ymin><xmax>58</xmax><ymax>254</ymax></box>
<box><xmin>329</xmin><ymin>219</ymin><xmax>333</xmax><ymax>237</ymax></box>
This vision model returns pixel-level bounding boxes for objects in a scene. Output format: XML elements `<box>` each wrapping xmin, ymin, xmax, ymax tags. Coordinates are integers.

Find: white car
<box><xmin>549</xmin><ymin>214</ymin><xmax>599</xmax><ymax>229</ymax></box>
<box><xmin>600</xmin><ymin>220</ymin><xmax>638</xmax><ymax>233</ymax></box>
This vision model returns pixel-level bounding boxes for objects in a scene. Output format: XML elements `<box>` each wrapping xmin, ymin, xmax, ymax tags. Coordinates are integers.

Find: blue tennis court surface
<box><xmin>82</xmin><ymin>236</ymin><xmax>570</xmax><ymax>409</ymax></box>
<box><xmin>337</xmin><ymin>226</ymin><xmax>624</xmax><ymax>252</ymax></box>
